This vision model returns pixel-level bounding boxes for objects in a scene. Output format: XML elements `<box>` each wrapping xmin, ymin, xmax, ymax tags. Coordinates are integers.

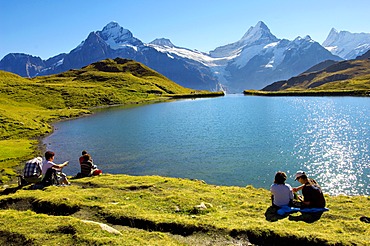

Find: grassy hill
<box><xmin>244</xmin><ymin>55</ymin><xmax>370</xmax><ymax>96</ymax></box>
<box><xmin>0</xmin><ymin>58</ymin><xmax>223</xmax><ymax>183</ymax></box>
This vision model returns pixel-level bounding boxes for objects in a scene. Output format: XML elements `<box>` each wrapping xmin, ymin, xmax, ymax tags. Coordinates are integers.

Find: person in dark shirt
<box><xmin>293</xmin><ymin>171</ymin><xmax>326</xmax><ymax>208</ymax></box>
<box><xmin>80</xmin><ymin>154</ymin><xmax>96</xmax><ymax>177</ymax></box>
<box><xmin>79</xmin><ymin>150</ymin><xmax>89</xmax><ymax>165</ymax></box>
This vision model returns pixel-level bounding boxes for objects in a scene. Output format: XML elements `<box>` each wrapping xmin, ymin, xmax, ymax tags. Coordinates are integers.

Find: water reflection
<box><xmin>292</xmin><ymin>98</ymin><xmax>370</xmax><ymax>195</ymax></box>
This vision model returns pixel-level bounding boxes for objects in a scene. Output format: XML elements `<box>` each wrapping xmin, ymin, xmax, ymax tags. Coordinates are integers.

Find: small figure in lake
<box><xmin>292</xmin><ymin>171</ymin><xmax>326</xmax><ymax>208</ymax></box>
<box><xmin>42</xmin><ymin>151</ymin><xmax>70</xmax><ymax>185</ymax></box>
<box><xmin>270</xmin><ymin>171</ymin><xmax>294</xmax><ymax>208</ymax></box>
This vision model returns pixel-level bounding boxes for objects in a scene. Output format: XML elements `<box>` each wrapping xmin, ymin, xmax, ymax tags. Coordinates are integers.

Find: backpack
<box><xmin>41</xmin><ymin>168</ymin><xmax>59</xmax><ymax>186</ymax></box>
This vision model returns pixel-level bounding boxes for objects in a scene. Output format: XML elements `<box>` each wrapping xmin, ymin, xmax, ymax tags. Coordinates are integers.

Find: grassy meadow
<box><xmin>1</xmin><ymin>59</ymin><xmax>369</xmax><ymax>245</ymax></box>
<box><xmin>0</xmin><ymin>175</ymin><xmax>369</xmax><ymax>245</ymax></box>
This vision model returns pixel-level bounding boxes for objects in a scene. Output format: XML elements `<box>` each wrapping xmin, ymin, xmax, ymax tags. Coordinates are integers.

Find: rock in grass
<box><xmin>82</xmin><ymin>220</ymin><xmax>122</xmax><ymax>235</ymax></box>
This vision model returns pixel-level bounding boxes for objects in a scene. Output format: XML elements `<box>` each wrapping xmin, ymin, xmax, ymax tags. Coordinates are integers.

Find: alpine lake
<box><xmin>43</xmin><ymin>95</ymin><xmax>370</xmax><ymax>196</ymax></box>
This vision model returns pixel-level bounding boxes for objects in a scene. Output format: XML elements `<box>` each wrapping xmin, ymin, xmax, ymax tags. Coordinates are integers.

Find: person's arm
<box><xmin>292</xmin><ymin>184</ymin><xmax>304</xmax><ymax>193</ymax></box>
<box><xmin>52</xmin><ymin>161</ymin><xmax>69</xmax><ymax>169</ymax></box>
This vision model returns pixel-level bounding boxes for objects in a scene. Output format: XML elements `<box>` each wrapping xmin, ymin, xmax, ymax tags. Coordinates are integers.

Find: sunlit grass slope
<box><xmin>0</xmin><ymin>175</ymin><xmax>369</xmax><ymax>245</ymax></box>
<box><xmin>244</xmin><ymin>59</ymin><xmax>370</xmax><ymax>96</ymax></box>
<box><xmin>0</xmin><ymin>58</ymin><xmax>222</xmax><ymax>183</ymax></box>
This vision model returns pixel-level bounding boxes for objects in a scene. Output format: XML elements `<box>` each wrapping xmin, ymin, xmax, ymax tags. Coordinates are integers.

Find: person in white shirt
<box><xmin>270</xmin><ymin>171</ymin><xmax>294</xmax><ymax>208</ymax></box>
<box><xmin>42</xmin><ymin>151</ymin><xmax>70</xmax><ymax>185</ymax></box>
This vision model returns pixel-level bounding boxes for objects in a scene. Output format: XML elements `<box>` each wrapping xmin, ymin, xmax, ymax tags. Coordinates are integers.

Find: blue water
<box><xmin>43</xmin><ymin>95</ymin><xmax>370</xmax><ymax>196</ymax></box>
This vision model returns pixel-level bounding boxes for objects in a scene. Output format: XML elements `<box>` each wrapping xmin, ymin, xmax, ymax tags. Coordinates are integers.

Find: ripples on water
<box><xmin>290</xmin><ymin>98</ymin><xmax>370</xmax><ymax>195</ymax></box>
<box><xmin>43</xmin><ymin>96</ymin><xmax>370</xmax><ymax>196</ymax></box>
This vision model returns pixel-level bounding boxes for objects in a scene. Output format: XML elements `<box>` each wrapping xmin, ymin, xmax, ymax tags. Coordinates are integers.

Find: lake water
<box><xmin>43</xmin><ymin>95</ymin><xmax>370</xmax><ymax>196</ymax></box>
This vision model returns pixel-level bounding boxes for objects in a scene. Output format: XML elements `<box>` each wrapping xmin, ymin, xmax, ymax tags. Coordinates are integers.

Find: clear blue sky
<box><xmin>1</xmin><ymin>0</ymin><xmax>370</xmax><ymax>60</ymax></box>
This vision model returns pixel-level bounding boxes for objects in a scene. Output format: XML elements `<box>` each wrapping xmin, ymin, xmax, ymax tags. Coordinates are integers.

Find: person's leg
<box><xmin>59</xmin><ymin>173</ymin><xmax>70</xmax><ymax>185</ymax></box>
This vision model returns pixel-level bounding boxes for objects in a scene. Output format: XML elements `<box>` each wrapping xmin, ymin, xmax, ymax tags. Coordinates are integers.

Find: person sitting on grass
<box><xmin>42</xmin><ymin>151</ymin><xmax>70</xmax><ymax>185</ymax></box>
<box><xmin>23</xmin><ymin>157</ymin><xmax>43</xmax><ymax>184</ymax></box>
<box><xmin>292</xmin><ymin>171</ymin><xmax>326</xmax><ymax>208</ymax></box>
<box><xmin>80</xmin><ymin>154</ymin><xmax>101</xmax><ymax>177</ymax></box>
<box><xmin>79</xmin><ymin>150</ymin><xmax>90</xmax><ymax>164</ymax></box>
<box><xmin>270</xmin><ymin>171</ymin><xmax>294</xmax><ymax>208</ymax></box>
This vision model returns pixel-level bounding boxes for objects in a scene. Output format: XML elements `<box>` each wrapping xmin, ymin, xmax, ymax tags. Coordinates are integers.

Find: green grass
<box><xmin>251</xmin><ymin>59</ymin><xmax>370</xmax><ymax>95</ymax></box>
<box><xmin>0</xmin><ymin>210</ymin><xmax>182</xmax><ymax>245</ymax></box>
<box><xmin>244</xmin><ymin>89</ymin><xmax>370</xmax><ymax>97</ymax></box>
<box><xmin>0</xmin><ymin>175</ymin><xmax>369</xmax><ymax>245</ymax></box>
<box><xmin>0</xmin><ymin>139</ymin><xmax>37</xmax><ymax>183</ymax></box>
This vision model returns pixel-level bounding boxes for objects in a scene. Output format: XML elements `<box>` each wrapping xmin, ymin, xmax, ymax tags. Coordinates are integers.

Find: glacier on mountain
<box><xmin>97</xmin><ymin>21</ymin><xmax>142</xmax><ymax>50</ymax></box>
<box><xmin>0</xmin><ymin>21</ymin><xmax>349</xmax><ymax>92</ymax></box>
<box><xmin>323</xmin><ymin>28</ymin><xmax>370</xmax><ymax>59</ymax></box>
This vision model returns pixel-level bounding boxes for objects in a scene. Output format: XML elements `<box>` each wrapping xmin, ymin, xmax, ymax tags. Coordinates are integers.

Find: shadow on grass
<box><xmin>288</xmin><ymin>212</ymin><xmax>324</xmax><ymax>223</ymax></box>
<box><xmin>264</xmin><ymin>206</ymin><xmax>289</xmax><ymax>222</ymax></box>
<box><xmin>265</xmin><ymin>206</ymin><xmax>324</xmax><ymax>223</ymax></box>
<box><xmin>0</xmin><ymin>186</ymin><xmax>23</xmax><ymax>195</ymax></box>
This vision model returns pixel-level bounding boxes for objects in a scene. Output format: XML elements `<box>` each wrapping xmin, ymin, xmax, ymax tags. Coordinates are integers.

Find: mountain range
<box><xmin>262</xmin><ymin>49</ymin><xmax>370</xmax><ymax>92</ymax></box>
<box><xmin>1</xmin><ymin>21</ymin><xmax>369</xmax><ymax>93</ymax></box>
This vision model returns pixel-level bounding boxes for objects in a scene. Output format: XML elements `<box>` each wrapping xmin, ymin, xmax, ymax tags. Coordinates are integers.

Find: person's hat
<box><xmin>295</xmin><ymin>171</ymin><xmax>306</xmax><ymax>180</ymax></box>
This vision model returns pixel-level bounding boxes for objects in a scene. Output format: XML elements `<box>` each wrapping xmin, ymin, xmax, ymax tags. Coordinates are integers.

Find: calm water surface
<box><xmin>43</xmin><ymin>95</ymin><xmax>370</xmax><ymax>196</ymax></box>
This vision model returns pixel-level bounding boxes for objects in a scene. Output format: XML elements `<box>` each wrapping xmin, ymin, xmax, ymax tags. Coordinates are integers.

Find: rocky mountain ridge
<box><xmin>262</xmin><ymin>49</ymin><xmax>370</xmax><ymax>91</ymax></box>
<box><xmin>1</xmin><ymin>21</ymin><xmax>368</xmax><ymax>92</ymax></box>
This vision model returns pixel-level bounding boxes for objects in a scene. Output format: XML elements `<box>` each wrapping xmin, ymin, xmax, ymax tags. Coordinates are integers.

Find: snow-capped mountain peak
<box><xmin>209</xmin><ymin>21</ymin><xmax>278</xmax><ymax>58</ymax></box>
<box><xmin>323</xmin><ymin>28</ymin><xmax>339</xmax><ymax>45</ymax></box>
<box><xmin>0</xmin><ymin>20</ymin><xmax>346</xmax><ymax>93</ymax></box>
<box><xmin>240</xmin><ymin>21</ymin><xmax>276</xmax><ymax>43</ymax></box>
<box><xmin>149</xmin><ymin>38</ymin><xmax>175</xmax><ymax>48</ymax></box>
<box><xmin>97</xmin><ymin>21</ymin><xmax>142</xmax><ymax>50</ymax></box>
<box><xmin>292</xmin><ymin>35</ymin><xmax>315</xmax><ymax>46</ymax></box>
<box><xmin>323</xmin><ymin>28</ymin><xmax>370</xmax><ymax>59</ymax></box>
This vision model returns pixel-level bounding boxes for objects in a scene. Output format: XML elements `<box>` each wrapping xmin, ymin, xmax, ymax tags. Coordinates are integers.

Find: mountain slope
<box><xmin>151</xmin><ymin>21</ymin><xmax>342</xmax><ymax>91</ymax></box>
<box><xmin>223</xmin><ymin>34</ymin><xmax>341</xmax><ymax>91</ymax></box>
<box><xmin>261</xmin><ymin>54</ymin><xmax>370</xmax><ymax>92</ymax></box>
<box><xmin>0</xmin><ymin>21</ymin><xmax>345</xmax><ymax>92</ymax></box>
<box><xmin>0</xmin><ymin>57</ymin><xmax>219</xmax><ymax>114</ymax></box>
<box><xmin>0</xmin><ymin>22</ymin><xmax>219</xmax><ymax>91</ymax></box>
<box><xmin>323</xmin><ymin>28</ymin><xmax>370</xmax><ymax>60</ymax></box>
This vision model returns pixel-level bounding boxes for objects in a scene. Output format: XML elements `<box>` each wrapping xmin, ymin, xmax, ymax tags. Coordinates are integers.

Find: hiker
<box><xmin>292</xmin><ymin>171</ymin><xmax>326</xmax><ymax>208</ymax></box>
<box><xmin>42</xmin><ymin>151</ymin><xmax>70</xmax><ymax>185</ymax></box>
<box><xmin>23</xmin><ymin>157</ymin><xmax>43</xmax><ymax>184</ymax></box>
<box><xmin>270</xmin><ymin>171</ymin><xmax>294</xmax><ymax>208</ymax></box>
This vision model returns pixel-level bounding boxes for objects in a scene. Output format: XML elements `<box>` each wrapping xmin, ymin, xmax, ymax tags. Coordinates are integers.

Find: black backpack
<box><xmin>41</xmin><ymin>168</ymin><xmax>59</xmax><ymax>186</ymax></box>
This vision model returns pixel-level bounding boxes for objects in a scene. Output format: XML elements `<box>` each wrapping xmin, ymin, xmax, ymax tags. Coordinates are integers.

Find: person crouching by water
<box><xmin>270</xmin><ymin>171</ymin><xmax>294</xmax><ymax>208</ymax></box>
<box><xmin>292</xmin><ymin>171</ymin><xmax>326</xmax><ymax>208</ymax></box>
<box><xmin>42</xmin><ymin>151</ymin><xmax>70</xmax><ymax>185</ymax></box>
